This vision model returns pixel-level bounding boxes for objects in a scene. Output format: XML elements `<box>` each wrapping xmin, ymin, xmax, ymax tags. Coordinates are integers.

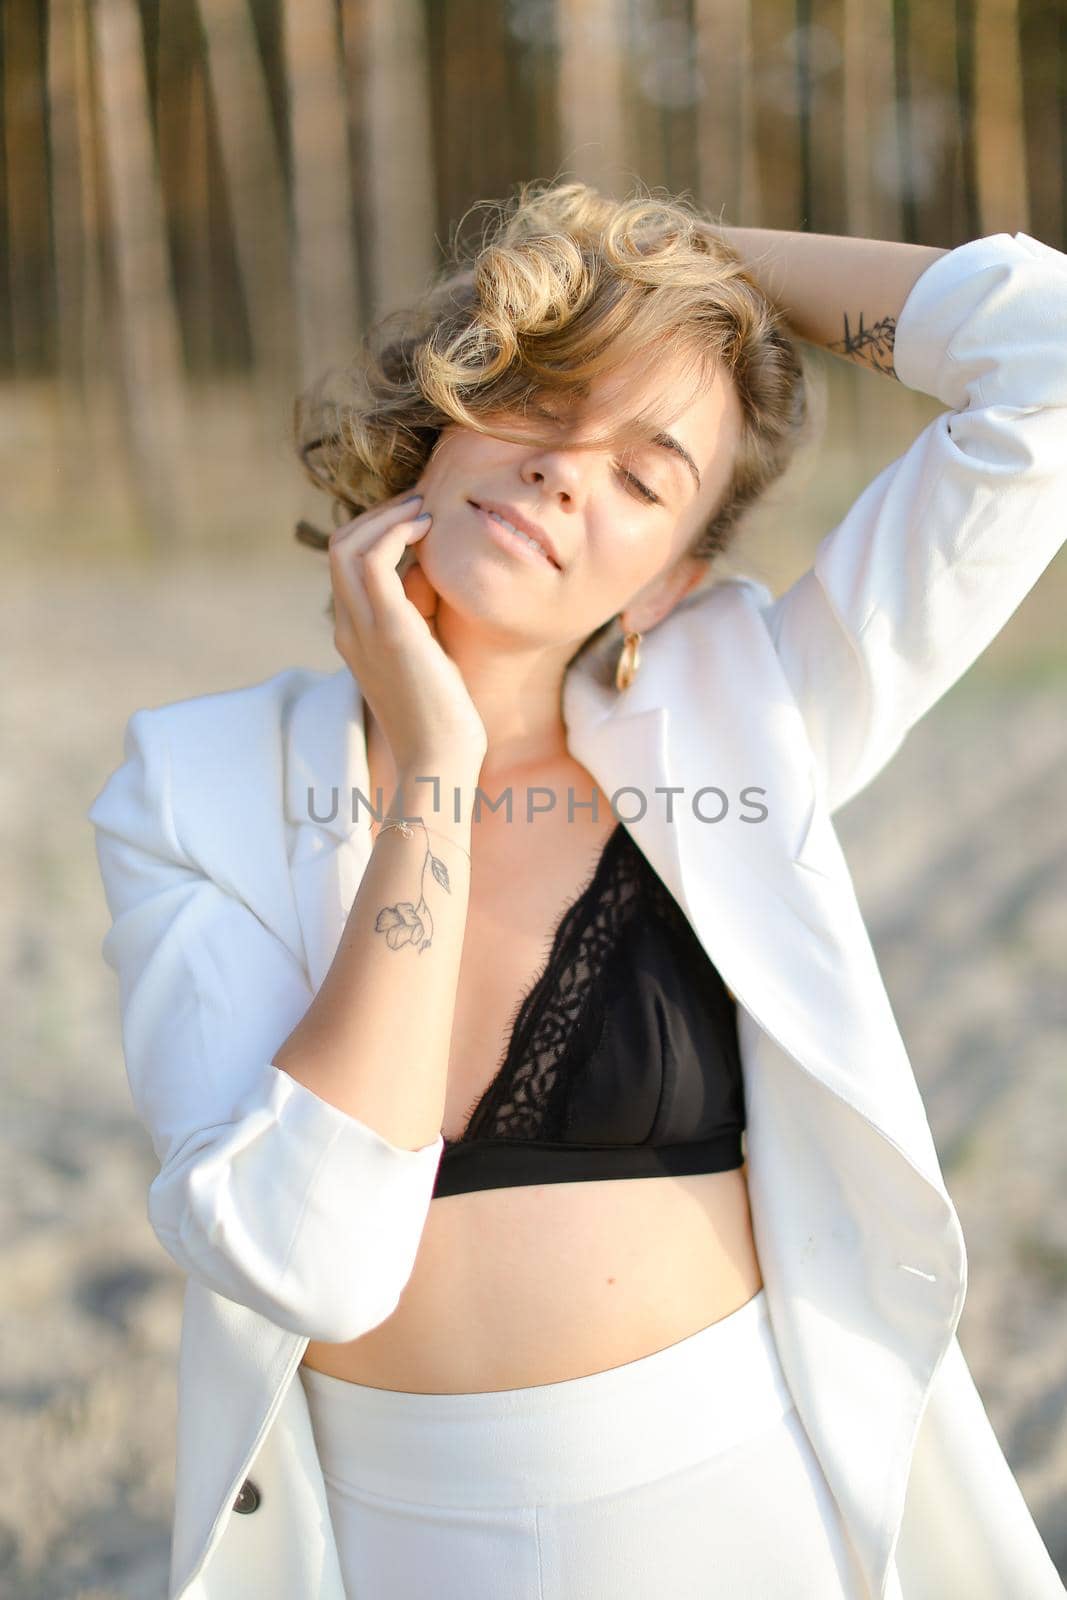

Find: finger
<box><xmin>329</xmin><ymin>512</ymin><xmax>411</xmax><ymax>631</ymax></box>
<box><xmin>334</xmin><ymin>513</ymin><xmax>430</xmax><ymax>639</ymax></box>
<box><xmin>359</xmin><ymin>516</ymin><xmax>433</xmax><ymax>622</ymax></box>
<box><xmin>329</xmin><ymin>502</ymin><xmax>425</xmax><ymax>612</ymax></box>
<box><xmin>328</xmin><ymin>492</ymin><xmax>424</xmax><ymax>552</ymax></box>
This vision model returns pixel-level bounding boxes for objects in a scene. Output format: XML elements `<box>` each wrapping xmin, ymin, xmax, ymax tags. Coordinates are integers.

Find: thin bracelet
<box><xmin>375</xmin><ymin>815</ymin><xmax>473</xmax><ymax>864</ymax></box>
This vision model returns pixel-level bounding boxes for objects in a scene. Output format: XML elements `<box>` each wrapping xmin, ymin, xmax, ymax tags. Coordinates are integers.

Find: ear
<box><xmin>621</xmin><ymin>556</ymin><xmax>707</xmax><ymax>634</ymax></box>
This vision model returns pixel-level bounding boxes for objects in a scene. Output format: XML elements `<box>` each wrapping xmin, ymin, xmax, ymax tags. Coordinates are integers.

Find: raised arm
<box><xmin>714</xmin><ymin>226</ymin><xmax>1067</xmax><ymax>813</ymax></box>
<box><xmin>715</xmin><ymin>224</ymin><xmax>949</xmax><ymax>376</ymax></box>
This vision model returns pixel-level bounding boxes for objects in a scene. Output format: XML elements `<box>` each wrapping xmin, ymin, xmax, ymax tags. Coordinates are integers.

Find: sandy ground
<box><xmin>3</xmin><ymin>552</ymin><xmax>1065</xmax><ymax>1597</ymax></box>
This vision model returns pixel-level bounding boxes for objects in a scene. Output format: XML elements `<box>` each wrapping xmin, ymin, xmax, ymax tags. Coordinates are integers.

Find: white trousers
<box><xmin>299</xmin><ymin>1287</ymin><xmax>889</xmax><ymax>1599</ymax></box>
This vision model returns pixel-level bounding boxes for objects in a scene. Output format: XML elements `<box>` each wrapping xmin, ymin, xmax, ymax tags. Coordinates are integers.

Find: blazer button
<box><xmin>233</xmin><ymin>1479</ymin><xmax>260</xmax><ymax>1515</ymax></box>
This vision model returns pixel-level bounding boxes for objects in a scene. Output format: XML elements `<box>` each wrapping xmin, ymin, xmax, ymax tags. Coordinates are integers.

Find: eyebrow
<box><xmin>653</xmin><ymin>431</ymin><xmax>701</xmax><ymax>492</ymax></box>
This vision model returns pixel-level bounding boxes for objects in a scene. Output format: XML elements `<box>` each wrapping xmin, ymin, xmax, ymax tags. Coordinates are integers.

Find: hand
<box><xmin>328</xmin><ymin>492</ymin><xmax>488</xmax><ymax>775</ymax></box>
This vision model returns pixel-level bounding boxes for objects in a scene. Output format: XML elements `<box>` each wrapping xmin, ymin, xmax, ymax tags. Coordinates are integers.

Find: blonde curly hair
<box><xmin>294</xmin><ymin>178</ymin><xmax>813</xmax><ymax>648</ymax></box>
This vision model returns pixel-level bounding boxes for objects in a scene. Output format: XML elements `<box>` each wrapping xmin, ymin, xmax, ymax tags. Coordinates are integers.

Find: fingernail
<box><xmin>400</xmin><ymin>493</ymin><xmax>423</xmax><ymax>505</ymax></box>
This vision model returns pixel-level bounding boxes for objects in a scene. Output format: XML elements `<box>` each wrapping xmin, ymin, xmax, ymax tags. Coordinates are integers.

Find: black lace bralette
<box><xmin>433</xmin><ymin>820</ymin><xmax>746</xmax><ymax>1199</ymax></box>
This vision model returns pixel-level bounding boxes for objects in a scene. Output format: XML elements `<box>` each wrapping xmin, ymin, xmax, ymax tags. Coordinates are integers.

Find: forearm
<box><xmin>715</xmin><ymin>226</ymin><xmax>950</xmax><ymax>378</ymax></box>
<box><xmin>274</xmin><ymin>762</ymin><xmax>477</xmax><ymax>1151</ymax></box>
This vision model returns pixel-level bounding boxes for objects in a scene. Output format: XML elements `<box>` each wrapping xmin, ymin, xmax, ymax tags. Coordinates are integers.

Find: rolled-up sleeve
<box><xmin>88</xmin><ymin>707</ymin><xmax>444</xmax><ymax>1342</ymax></box>
<box><xmin>761</xmin><ymin>229</ymin><xmax>1067</xmax><ymax>815</ymax></box>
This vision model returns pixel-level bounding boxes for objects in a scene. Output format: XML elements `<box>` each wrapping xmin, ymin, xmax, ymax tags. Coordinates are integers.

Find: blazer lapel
<box><xmin>563</xmin><ymin>587</ymin><xmax>956</xmax><ymax>1184</ymax></box>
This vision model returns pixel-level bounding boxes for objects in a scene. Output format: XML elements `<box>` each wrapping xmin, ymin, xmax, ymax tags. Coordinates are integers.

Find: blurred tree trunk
<box><xmin>341</xmin><ymin>0</ymin><xmax>436</xmax><ymax>322</ymax></box>
<box><xmin>4</xmin><ymin>0</ymin><xmax>52</xmax><ymax>371</ymax></box>
<box><xmin>158</xmin><ymin>0</ymin><xmax>214</xmax><ymax>374</ymax></box>
<box><xmin>890</xmin><ymin>0</ymin><xmax>918</xmax><ymax>242</ymax></box>
<box><xmin>282</xmin><ymin>0</ymin><xmax>360</xmax><ymax>385</ymax></box>
<box><xmin>48</xmin><ymin>0</ymin><xmax>87</xmax><ymax>387</ymax></box>
<box><xmin>842</xmin><ymin>0</ymin><xmax>904</xmax><ymax>240</ymax></box>
<box><xmin>907</xmin><ymin>5</ymin><xmax>967</xmax><ymax>247</ymax></box>
<box><xmin>618</xmin><ymin>0</ymin><xmax>700</xmax><ymax>197</ymax></box>
<box><xmin>1017</xmin><ymin>0</ymin><xmax>1065</xmax><ymax>249</ymax></box>
<box><xmin>425</xmin><ymin>0</ymin><xmax>549</xmax><ymax>244</ymax></box>
<box><xmin>954</xmin><ymin>0</ymin><xmax>982</xmax><ymax>242</ymax></box>
<box><xmin>695</xmin><ymin>0</ymin><xmax>762</xmax><ymax>224</ymax></box>
<box><xmin>73</xmin><ymin>0</ymin><xmax>108</xmax><ymax>380</ymax></box>
<box><xmin>48</xmin><ymin>0</ymin><xmax>125</xmax><ymax>535</ymax></box>
<box><xmin>975</xmin><ymin>0</ymin><xmax>1029</xmax><ymax>234</ymax></box>
<box><xmin>805</xmin><ymin>0</ymin><xmax>846</xmax><ymax>235</ymax></box>
<box><xmin>749</xmin><ymin>0</ymin><xmax>805</xmax><ymax>231</ymax></box>
<box><xmin>92</xmin><ymin>0</ymin><xmax>191</xmax><ymax>545</ymax></box>
<box><xmin>557</xmin><ymin>0</ymin><xmax>628</xmax><ymax>195</ymax></box>
<box><xmin>195</xmin><ymin>0</ymin><xmax>296</xmax><ymax>389</ymax></box>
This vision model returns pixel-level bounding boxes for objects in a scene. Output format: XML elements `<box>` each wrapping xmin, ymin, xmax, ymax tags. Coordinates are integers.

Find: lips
<box><xmin>468</xmin><ymin>501</ymin><xmax>562</xmax><ymax>570</ymax></box>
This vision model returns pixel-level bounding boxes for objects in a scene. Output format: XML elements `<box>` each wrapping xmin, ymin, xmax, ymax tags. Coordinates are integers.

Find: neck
<box><xmin>434</xmin><ymin>611</ymin><xmax>575</xmax><ymax>787</ymax></box>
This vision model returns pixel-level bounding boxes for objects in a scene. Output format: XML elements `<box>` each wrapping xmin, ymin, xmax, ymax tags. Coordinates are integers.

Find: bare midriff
<box><xmin>301</xmin><ymin>1166</ymin><xmax>763</xmax><ymax>1393</ymax></box>
<box><xmin>300</xmin><ymin>727</ymin><xmax>764</xmax><ymax>1393</ymax></box>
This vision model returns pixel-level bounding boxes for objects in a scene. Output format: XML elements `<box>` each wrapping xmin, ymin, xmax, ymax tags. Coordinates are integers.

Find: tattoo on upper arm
<box><xmin>828</xmin><ymin>311</ymin><xmax>898</xmax><ymax>378</ymax></box>
<box><xmin>374</xmin><ymin>821</ymin><xmax>452</xmax><ymax>954</ymax></box>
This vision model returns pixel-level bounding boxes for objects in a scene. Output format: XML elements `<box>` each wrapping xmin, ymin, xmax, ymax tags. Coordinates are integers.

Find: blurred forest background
<box><xmin>3</xmin><ymin>2</ymin><xmax>1067</xmax><ymax>1596</ymax></box>
<box><xmin>3</xmin><ymin>0</ymin><xmax>1065</xmax><ymax>578</ymax></box>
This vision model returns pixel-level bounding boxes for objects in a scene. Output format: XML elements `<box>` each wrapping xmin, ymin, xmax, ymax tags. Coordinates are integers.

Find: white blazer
<box><xmin>89</xmin><ymin>228</ymin><xmax>1067</xmax><ymax>1600</ymax></box>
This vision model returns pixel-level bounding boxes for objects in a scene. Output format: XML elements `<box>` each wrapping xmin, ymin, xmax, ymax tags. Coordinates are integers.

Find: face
<box><xmin>409</xmin><ymin>348</ymin><xmax>744</xmax><ymax>659</ymax></box>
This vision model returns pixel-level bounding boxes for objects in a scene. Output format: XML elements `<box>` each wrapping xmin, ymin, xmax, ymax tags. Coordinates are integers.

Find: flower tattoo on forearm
<box><xmin>374</xmin><ymin>819</ymin><xmax>452</xmax><ymax>954</ymax></box>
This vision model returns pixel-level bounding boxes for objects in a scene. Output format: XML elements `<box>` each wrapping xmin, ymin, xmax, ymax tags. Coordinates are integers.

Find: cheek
<box><xmin>417</xmin><ymin>430</ymin><xmax>464</xmax><ymax>487</ymax></box>
<box><xmin>586</xmin><ymin>519</ymin><xmax>676</xmax><ymax>597</ymax></box>
<box><xmin>415</xmin><ymin>451</ymin><xmax>452</xmax><ymax>496</ymax></box>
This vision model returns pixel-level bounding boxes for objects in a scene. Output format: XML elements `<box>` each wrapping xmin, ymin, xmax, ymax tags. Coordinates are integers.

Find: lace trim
<box><xmin>445</xmin><ymin>822</ymin><xmax>658</xmax><ymax>1147</ymax></box>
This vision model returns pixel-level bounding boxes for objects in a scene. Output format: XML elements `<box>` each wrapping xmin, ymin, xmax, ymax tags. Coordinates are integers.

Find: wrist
<box><xmin>391</xmin><ymin>763</ymin><xmax>483</xmax><ymax>827</ymax></box>
<box><xmin>373</xmin><ymin>814</ymin><xmax>473</xmax><ymax>865</ymax></box>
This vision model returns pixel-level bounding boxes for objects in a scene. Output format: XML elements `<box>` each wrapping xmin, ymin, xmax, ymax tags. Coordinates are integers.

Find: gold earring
<box><xmin>615</xmin><ymin>629</ymin><xmax>643</xmax><ymax>692</ymax></box>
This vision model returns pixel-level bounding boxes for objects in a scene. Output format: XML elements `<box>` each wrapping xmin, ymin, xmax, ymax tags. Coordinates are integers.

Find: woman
<box><xmin>89</xmin><ymin>181</ymin><xmax>1067</xmax><ymax>1599</ymax></box>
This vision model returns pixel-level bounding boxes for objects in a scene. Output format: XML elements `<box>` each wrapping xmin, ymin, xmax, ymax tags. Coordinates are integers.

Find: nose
<box><xmin>521</xmin><ymin>446</ymin><xmax>590</xmax><ymax>506</ymax></box>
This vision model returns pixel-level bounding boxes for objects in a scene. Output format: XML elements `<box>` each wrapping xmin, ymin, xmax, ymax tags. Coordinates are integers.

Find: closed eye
<box><xmin>618</xmin><ymin>465</ymin><xmax>660</xmax><ymax>504</ymax></box>
<box><xmin>534</xmin><ymin>405</ymin><xmax>661</xmax><ymax>505</ymax></box>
